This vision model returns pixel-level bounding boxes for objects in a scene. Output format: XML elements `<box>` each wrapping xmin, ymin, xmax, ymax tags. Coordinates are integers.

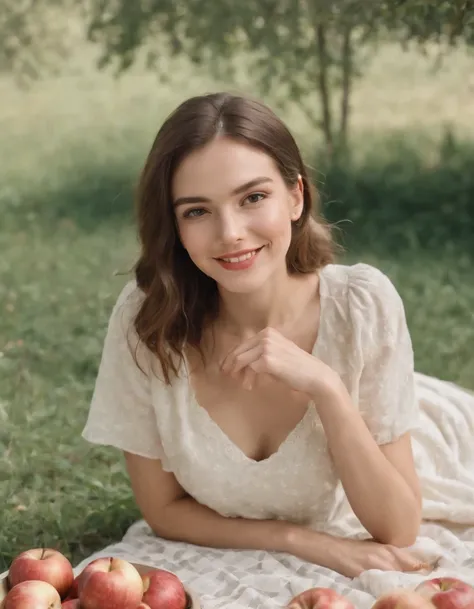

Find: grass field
<box><xmin>1</xmin><ymin>42</ymin><xmax>474</xmax><ymax>571</ymax></box>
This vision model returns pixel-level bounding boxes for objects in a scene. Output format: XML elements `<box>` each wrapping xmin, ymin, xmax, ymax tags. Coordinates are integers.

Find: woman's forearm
<box><xmin>148</xmin><ymin>496</ymin><xmax>334</xmax><ymax>564</ymax></box>
<box><xmin>313</xmin><ymin>377</ymin><xmax>421</xmax><ymax>546</ymax></box>
<box><xmin>150</xmin><ymin>496</ymin><xmax>289</xmax><ymax>551</ymax></box>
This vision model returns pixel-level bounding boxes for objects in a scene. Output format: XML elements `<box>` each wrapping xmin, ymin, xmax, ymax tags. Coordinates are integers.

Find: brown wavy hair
<box><xmin>133</xmin><ymin>92</ymin><xmax>337</xmax><ymax>384</ymax></box>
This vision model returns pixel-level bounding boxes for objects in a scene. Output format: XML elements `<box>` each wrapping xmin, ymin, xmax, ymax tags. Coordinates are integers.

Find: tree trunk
<box><xmin>449</xmin><ymin>0</ymin><xmax>469</xmax><ymax>45</ymax></box>
<box><xmin>315</xmin><ymin>23</ymin><xmax>333</xmax><ymax>156</ymax></box>
<box><xmin>339</xmin><ymin>23</ymin><xmax>353</xmax><ymax>152</ymax></box>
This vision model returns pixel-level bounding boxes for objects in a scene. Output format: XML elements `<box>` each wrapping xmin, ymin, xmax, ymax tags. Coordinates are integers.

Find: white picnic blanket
<box><xmin>75</xmin><ymin>372</ymin><xmax>474</xmax><ymax>608</ymax></box>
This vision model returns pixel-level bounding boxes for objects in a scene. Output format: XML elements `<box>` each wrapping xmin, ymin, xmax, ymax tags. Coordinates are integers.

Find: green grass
<box><xmin>1</xmin><ymin>41</ymin><xmax>474</xmax><ymax>572</ymax></box>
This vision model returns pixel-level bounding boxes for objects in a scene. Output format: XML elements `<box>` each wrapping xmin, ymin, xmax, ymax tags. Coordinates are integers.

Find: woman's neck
<box><xmin>216</xmin><ymin>271</ymin><xmax>320</xmax><ymax>339</ymax></box>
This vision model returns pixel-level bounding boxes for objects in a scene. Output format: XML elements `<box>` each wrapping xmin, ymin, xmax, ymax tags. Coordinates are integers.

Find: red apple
<box><xmin>78</xmin><ymin>557</ymin><xmax>143</xmax><ymax>609</ymax></box>
<box><xmin>75</xmin><ymin>558</ymin><xmax>111</xmax><ymax>593</ymax></box>
<box><xmin>372</xmin><ymin>589</ymin><xmax>435</xmax><ymax>609</ymax></box>
<box><xmin>3</xmin><ymin>580</ymin><xmax>62</xmax><ymax>609</ymax></box>
<box><xmin>8</xmin><ymin>549</ymin><xmax>74</xmax><ymax>599</ymax></box>
<box><xmin>62</xmin><ymin>576</ymin><xmax>79</xmax><ymax>603</ymax></box>
<box><xmin>62</xmin><ymin>601</ymin><xmax>81</xmax><ymax>609</ymax></box>
<box><xmin>141</xmin><ymin>569</ymin><xmax>187</xmax><ymax>609</ymax></box>
<box><xmin>137</xmin><ymin>605</ymin><xmax>151</xmax><ymax>609</ymax></box>
<box><xmin>415</xmin><ymin>577</ymin><xmax>474</xmax><ymax>609</ymax></box>
<box><xmin>287</xmin><ymin>587</ymin><xmax>355</xmax><ymax>608</ymax></box>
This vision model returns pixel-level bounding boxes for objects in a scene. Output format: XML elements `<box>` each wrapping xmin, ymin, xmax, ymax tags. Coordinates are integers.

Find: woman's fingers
<box><xmin>392</xmin><ymin>548</ymin><xmax>433</xmax><ymax>572</ymax></box>
<box><xmin>227</xmin><ymin>345</ymin><xmax>263</xmax><ymax>376</ymax></box>
<box><xmin>242</xmin><ymin>367</ymin><xmax>257</xmax><ymax>391</ymax></box>
<box><xmin>220</xmin><ymin>334</ymin><xmax>261</xmax><ymax>372</ymax></box>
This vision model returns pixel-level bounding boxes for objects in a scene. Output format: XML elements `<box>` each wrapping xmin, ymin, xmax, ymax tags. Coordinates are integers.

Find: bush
<box><xmin>317</xmin><ymin>134</ymin><xmax>474</xmax><ymax>256</ymax></box>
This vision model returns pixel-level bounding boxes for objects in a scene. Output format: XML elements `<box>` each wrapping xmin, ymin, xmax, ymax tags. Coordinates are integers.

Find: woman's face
<box><xmin>172</xmin><ymin>136</ymin><xmax>304</xmax><ymax>294</ymax></box>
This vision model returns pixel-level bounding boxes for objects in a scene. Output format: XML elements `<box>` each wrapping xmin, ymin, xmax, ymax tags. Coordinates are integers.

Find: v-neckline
<box><xmin>180</xmin><ymin>267</ymin><xmax>329</xmax><ymax>466</ymax></box>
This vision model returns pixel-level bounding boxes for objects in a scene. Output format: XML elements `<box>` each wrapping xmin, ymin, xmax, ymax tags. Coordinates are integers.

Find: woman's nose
<box><xmin>216</xmin><ymin>210</ymin><xmax>245</xmax><ymax>243</ymax></box>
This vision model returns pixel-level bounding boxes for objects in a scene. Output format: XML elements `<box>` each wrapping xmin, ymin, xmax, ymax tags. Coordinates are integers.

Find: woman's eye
<box><xmin>245</xmin><ymin>192</ymin><xmax>265</xmax><ymax>204</ymax></box>
<box><xmin>183</xmin><ymin>208</ymin><xmax>206</xmax><ymax>219</ymax></box>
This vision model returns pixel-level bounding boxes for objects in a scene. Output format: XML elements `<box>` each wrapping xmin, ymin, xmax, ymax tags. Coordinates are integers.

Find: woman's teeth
<box><xmin>221</xmin><ymin>250</ymin><xmax>259</xmax><ymax>263</ymax></box>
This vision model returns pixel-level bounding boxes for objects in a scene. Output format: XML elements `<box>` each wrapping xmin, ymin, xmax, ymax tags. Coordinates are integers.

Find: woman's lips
<box><xmin>216</xmin><ymin>246</ymin><xmax>264</xmax><ymax>271</ymax></box>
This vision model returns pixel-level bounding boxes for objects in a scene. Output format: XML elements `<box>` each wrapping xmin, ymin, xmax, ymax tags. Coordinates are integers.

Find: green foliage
<box><xmin>86</xmin><ymin>0</ymin><xmax>474</xmax><ymax>150</ymax></box>
<box><xmin>0</xmin><ymin>0</ymin><xmax>85</xmax><ymax>82</ymax></box>
<box><xmin>384</xmin><ymin>0</ymin><xmax>474</xmax><ymax>46</ymax></box>
<box><xmin>86</xmin><ymin>1</ymin><xmax>474</xmax><ymax>74</ymax></box>
<box><xmin>86</xmin><ymin>0</ymin><xmax>378</xmax><ymax>149</ymax></box>
<box><xmin>2</xmin><ymin>1</ymin><xmax>474</xmax><ymax>144</ymax></box>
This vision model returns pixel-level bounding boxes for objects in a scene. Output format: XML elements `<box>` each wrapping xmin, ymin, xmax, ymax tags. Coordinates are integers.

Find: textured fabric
<box><xmin>73</xmin><ymin>518</ymin><xmax>474</xmax><ymax>609</ymax></box>
<box><xmin>1</xmin><ymin>518</ymin><xmax>473</xmax><ymax>609</ymax></box>
<box><xmin>82</xmin><ymin>263</ymin><xmax>419</xmax><ymax>532</ymax></box>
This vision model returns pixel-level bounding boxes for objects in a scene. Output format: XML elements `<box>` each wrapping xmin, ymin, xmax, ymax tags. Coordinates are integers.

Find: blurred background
<box><xmin>1</xmin><ymin>1</ymin><xmax>473</xmax><ymax>570</ymax></box>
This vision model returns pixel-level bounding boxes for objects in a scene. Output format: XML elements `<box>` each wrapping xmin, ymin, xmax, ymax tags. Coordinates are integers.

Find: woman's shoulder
<box><xmin>322</xmin><ymin>261</ymin><xmax>402</xmax><ymax>304</ymax></box>
<box><xmin>99</xmin><ymin>279</ymin><xmax>152</xmax><ymax>371</ymax></box>
<box><xmin>321</xmin><ymin>262</ymin><xmax>406</xmax><ymax>342</ymax></box>
<box><xmin>323</xmin><ymin>260</ymin><xmax>395</xmax><ymax>285</ymax></box>
<box><xmin>111</xmin><ymin>278</ymin><xmax>145</xmax><ymax>314</ymax></box>
<box><xmin>102</xmin><ymin>279</ymin><xmax>146</xmax><ymax>338</ymax></box>
<box><xmin>107</xmin><ymin>278</ymin><xmax>181</xmax><ymax>385</ymax></box>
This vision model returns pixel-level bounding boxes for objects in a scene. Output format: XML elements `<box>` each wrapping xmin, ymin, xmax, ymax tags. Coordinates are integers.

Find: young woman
<box><xmin>81</xmin><ymin>92</ymin><xmax>443</xmax><ymax>579</ymax></box>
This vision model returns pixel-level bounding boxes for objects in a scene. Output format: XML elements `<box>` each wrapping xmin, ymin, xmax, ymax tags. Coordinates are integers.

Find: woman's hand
<box><xmin>281</xmin><ymin>527</ymin><xmax>435</xmax><ymax>580</ymax></box>
<box><xmin>322</xmin><ymin>537</ymin><xmax>434</xmax><ymax>579</ymax></box>
<box><xmin>219</xmin><ymin>327</ymin><xmax>338</xmax><ymax>396</ymax></box>
<box><xmin>284</xmin><ymin>527</ymin><xmax>434</xmax><ymax>579</ymax></box>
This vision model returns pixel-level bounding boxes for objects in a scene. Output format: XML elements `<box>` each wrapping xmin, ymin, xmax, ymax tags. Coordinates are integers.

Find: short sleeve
<box><xmin>348</xmin><ymin>263</ymin><xmax>420</xmax><ymax>445</ymax></box>
<box><xmin>81</xmin><ymin>281</ymin><xmax>166</xmax><ymax>460</ymax></box>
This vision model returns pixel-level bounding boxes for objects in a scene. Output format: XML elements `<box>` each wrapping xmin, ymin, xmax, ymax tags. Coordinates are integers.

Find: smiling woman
<box><xmin>132</xmin><ymin>93</ymin><xmax>335</xmax><ymax>384</ymax></box>
<box><xmin>79</xmin><ymin>92</ymin><xmax>474</xmax><ymax>604</ymax></box>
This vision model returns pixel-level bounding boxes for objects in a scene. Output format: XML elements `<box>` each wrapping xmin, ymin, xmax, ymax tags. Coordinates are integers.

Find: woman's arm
<box><xmin>312</xmin><ymin>375</ymin><xmax>422</xmax><ymax>547</ymax></box>
<box><xmin>124</xmin><ymin>451</ymin><xmax>335</xmax><ymax>560</ymax></box>
<box><xmin>124</xmin><ymin>450</ymin><xmax>427</xmax><ymax>578</ymax></box>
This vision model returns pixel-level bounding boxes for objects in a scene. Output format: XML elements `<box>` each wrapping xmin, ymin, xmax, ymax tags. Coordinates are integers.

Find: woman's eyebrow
<box><xmin>173</xmin><ymin>176</ymin><xmax>273</xmax><ymax>208</ymax></box>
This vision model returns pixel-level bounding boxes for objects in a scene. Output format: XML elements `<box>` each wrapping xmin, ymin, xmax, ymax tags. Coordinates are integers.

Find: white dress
<box><xmin>79</xmin><ymin>263</ymin><xmax>474</xmax><ymax>609</ymax></box>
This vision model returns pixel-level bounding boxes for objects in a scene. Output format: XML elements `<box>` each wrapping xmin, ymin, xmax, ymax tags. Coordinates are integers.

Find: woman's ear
<box><xmin>290</xmin><ymin>174</ymin><xmax>305</xmax><ymax>222</ymax></box>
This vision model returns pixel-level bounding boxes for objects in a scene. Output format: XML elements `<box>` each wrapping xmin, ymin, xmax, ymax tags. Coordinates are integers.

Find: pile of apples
<box><xmin>286</xmin><ymin>577</ymin><xmax>474</xmax><ymax>609</ymax></box>
<box><xmin>0</xmin><ymin>548</ymin><xmax>189</xmax><ymax>609</ymax></box>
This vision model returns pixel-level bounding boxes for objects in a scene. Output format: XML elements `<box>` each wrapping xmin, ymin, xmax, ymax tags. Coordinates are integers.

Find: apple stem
<box><xmin>108</xmin><ymin>557</ymin><xmax>113</xmax><ymax>572</ymax></box>
<box><xmin>41</xmin><ymin>548</ymin><xmax>46</xmax><ymax>560</ymax></box>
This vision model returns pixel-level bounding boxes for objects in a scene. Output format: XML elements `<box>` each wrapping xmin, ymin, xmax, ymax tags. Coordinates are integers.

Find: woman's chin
<box><xmin>215</xmin><ymin>269</ymin><xmax>277</xmax><ymax>295</ymax></box>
